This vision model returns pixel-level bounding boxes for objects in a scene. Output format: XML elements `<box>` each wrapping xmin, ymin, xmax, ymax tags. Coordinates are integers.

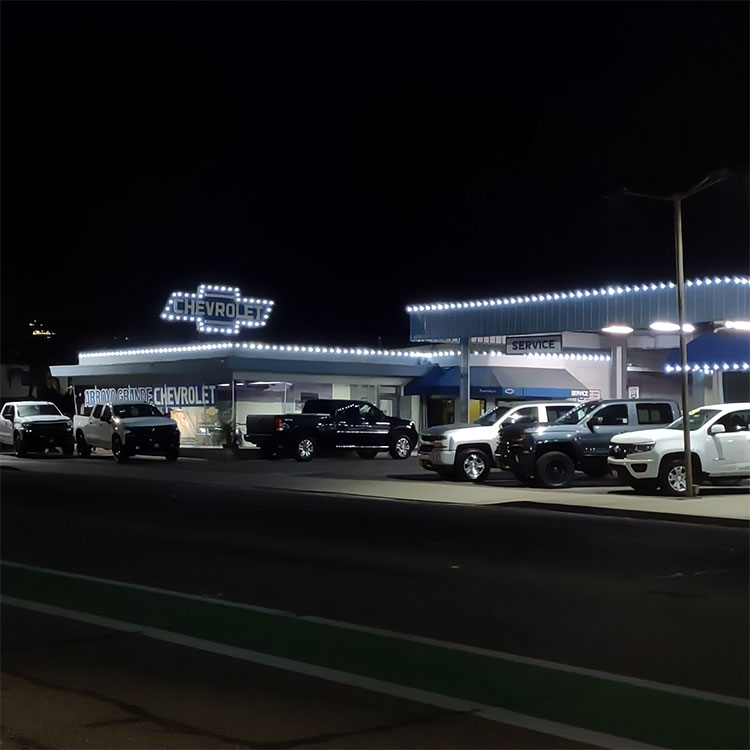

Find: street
<box><xmin>1</xmin><ymin>454</ymin><xmax>749</xmax><ymax>748</ymax></box>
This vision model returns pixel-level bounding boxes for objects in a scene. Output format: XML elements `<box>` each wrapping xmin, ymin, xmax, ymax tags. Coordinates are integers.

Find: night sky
<box><xmin>2</xmin><ymin>2</ymin><xmax>748</xmax><ymax>363</ymax></box>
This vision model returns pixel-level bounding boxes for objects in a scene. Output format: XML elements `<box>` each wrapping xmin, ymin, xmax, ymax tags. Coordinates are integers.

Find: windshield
<box><xmin>113</xmin><ymin>404</ymin><xmax>163</xmax><ymax>419</ymax></box>
<box><xmin>554</xmin><ymin>401</ymin><xmax>600</xmax><ymax>425</ymax></box>
<box><xmin>668</xmin><ymin>408</ymin><xmax>720</xmax><ymax>431</ymax></box>
<box><xmin>17</xmin><ymin>403</ymin><xmax>63</xmax><ymax>418</ymax></box>
<box><xmin>473</xmin><ymin>406</ymin><xmax>512</xmax><ymax>426</ymax></box>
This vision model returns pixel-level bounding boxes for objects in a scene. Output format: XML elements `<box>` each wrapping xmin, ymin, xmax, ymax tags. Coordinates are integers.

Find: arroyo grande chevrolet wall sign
<box><xmin>160</xmin><ymin>284</ymin><xmax>275</xmax><ymax>335</ymax></box>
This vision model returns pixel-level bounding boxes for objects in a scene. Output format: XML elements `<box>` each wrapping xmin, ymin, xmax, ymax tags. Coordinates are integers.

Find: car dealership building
<box><xmin>50</xmin><ymin>277</ymin><xmax>750</xmax><ymax>447</ymax></box>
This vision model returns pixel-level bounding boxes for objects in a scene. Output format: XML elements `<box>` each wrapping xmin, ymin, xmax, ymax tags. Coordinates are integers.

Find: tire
<box><xmin>628</xmin><ymin>478</ymin><xmax>659</xmax><ymax>494</ymax></box>
<box><xmin>112</xmin><ymin>436</ymin><xmax>128</xmax><ymax>463</ymax></box>
<box><xmin>454</xmin><ymin>448</ymin><xmax>492</xmax><ymax>483</ymax></box>
<box><xmin>164</xmin><ymin>449</ymin><xmax>179</xmax><ymax>462</ymax></box>
<box><xmin>659</xmin><ymin>457</ymin><xmax>690</xmax><ymax>496</ymax></box>
<box><xmin>62</xmin><ymin>440</ymin><xmax>74</xmax><ymax>457</ymax></box>
<box><xmin>292</xmin><ymin>435</ymin><xmax>316</xmax><ymax>462</ymax></box>
<box><xmin>13</xmin><ymin>433</ymin><xmax>27</xmax><ymax>458</ymax></box>
<box><xmin>535</xmin><ymin>451</ymin><xmax>575</xmax><ymax>489</ymax></box>
<box><xmin>357</xmin><ymin>449</ymin><xmax>379</xmax><ymax>459</ymax></box>
<box><xmin>76</xmin><ymin>433</ymin><xmax>92</xmax><ymax>458</ymax></box>
<box><xmin>389</xmin><ymin>434</ymin><xmax>413</xmax><ymax>460</ymax></box>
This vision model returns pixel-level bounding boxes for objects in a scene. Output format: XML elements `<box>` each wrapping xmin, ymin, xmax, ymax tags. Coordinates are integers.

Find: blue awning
<box><xmin>404</xmin><ymin>366</ymin><xmax>588</xmax><ymax>399</ymax></box>
<box><xmin>666</xmin><ymin>333</ymin><xmax>750</xmax><ymax>366</ymax></box>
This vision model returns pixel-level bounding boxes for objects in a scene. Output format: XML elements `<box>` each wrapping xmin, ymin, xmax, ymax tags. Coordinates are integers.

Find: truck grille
<box><xmin>609</xmin><ymin>443</ymin><xmax>636</xmax><ymax>458</ymax></box>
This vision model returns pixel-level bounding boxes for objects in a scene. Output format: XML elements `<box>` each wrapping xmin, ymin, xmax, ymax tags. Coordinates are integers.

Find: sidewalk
<box><xmin>214</xmin><ymin>471</ymin><xmax>750</xmax><ymax>523</ymax></box>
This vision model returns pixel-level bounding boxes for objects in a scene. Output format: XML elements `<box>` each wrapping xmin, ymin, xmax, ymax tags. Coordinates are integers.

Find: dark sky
<box><xmin>2</xmin><ymin>2</ymin><xmax>748</xmax><ymax>361</ymax></box>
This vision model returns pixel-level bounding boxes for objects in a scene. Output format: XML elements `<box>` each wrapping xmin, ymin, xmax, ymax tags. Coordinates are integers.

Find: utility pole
<box><xmin>624</xmin><ymin>170</ymin><xmax>728</xmax><ymax>497</ymax></box>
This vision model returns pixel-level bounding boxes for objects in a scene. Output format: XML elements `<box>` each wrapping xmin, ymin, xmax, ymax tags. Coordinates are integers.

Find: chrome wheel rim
<box><xmin>667</xmin><ymin>465</ymin><xmax>687</xmax><ymax>493</ymax></box>
<box><xmin>395</xmin><ymin>437</ymin><xmax>411</xmax><ymax>457</ymax></box>
<box><xmin>298</xmin><ymin>439</ymin><xmax>314</xmax><ymax>458</ymax></box>
<box><xmin>463</xmin><ymin>453</ymin><xmax>486</xmax><ymax>480</ymax></box>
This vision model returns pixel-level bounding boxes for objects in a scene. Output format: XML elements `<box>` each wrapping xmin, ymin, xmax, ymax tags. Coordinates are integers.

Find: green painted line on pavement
<box><xmin>2</xmin><ymin>562</ymin><xmax>748</xmax><ymax>749</ymax></box>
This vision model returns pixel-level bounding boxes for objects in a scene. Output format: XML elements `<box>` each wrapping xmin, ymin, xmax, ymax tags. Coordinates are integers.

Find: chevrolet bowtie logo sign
<box><xmin>160</xmin><ymin>284</ymin><xmax>275</xmax><ymax>335</ymax></box>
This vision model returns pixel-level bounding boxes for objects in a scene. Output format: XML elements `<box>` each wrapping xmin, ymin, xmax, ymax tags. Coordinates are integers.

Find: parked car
<box><xmin>498</xmin><ymin>399</ymin><xmax>681</xmax><ymax>488</ymax></box>
<box><xmin>245</xmin><ymin>399</ymin><xmax>417</xmax><ymax>462</ymax></box>
<box><xmin>74</xmin><ymin>401</ymin><xmax>180</xmax><ymax>462</ymax></box>
<box><xmin>608</xmin><ymin>402</ymin><xmax>750</xmax><ymax>495</ymax></box>
<box><xmin>418</xmin><ymin>401</ymin><xmax>576</xmax><ymax>482</ymax></box>
<box><xmin>0</xmin><ymin>400</ymin><xmax>74</xmax><ymax>457</ymax></box>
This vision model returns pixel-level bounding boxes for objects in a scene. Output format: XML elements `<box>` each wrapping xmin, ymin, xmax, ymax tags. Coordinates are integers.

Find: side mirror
<box><xmin>708</xmin><ymin>423</ymin><xmax>726</xmax><ymax>435</ymax></box>
<box><xmin>587</xmin><ymin>417</ymin><xmax>600</xmax><ymax>431</ymax></box>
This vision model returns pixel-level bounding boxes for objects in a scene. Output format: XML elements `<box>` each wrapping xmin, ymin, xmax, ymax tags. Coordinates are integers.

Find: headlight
<box><xmin>19</xmin><ymin>422</ymin><xmax>31</xmax><ymax>431</ymax></box>
<box><xmin>633</xmin><ymin>442</ymin><xmax>655</xmax><ymax>453</ymax></box>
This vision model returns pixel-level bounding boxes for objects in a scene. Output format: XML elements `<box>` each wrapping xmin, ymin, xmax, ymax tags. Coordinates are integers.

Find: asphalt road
<box><xmin>1</xmin><ymin>456</ymin><xmax>749</xmax><ymax>747</ymax></box>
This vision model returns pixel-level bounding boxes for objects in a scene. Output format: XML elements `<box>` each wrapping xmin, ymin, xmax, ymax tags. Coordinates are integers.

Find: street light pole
<box><xmin>623</xmin><ymin>170</ymin><xmax>728</xmax><ymax>498</ymax></box>
<box><xmin>672</xmin><ymin>195</ymin><xmax>694</xmax><ymax>496</ymax></box>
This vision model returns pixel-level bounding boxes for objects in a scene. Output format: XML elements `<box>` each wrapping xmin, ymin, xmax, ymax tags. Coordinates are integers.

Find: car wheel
<box><xmin>13</xmin><ymin>433</ymin><xmax>27</xmax><ymax>458</ymax></box>
<box><xmin>357</xmin><ymin>449</ymin><xmax>379</xmax><ymax>459</ymax></box>
<box><xmin>455</xmin><ymin>448</ymin><xmax>492</xmax><ymax>483</ymax></box>
<box><xmin>389</xmin><ymin>434</ymin><xmax>413</xmax><ymax>459</ymax></box>
<box><xmin>659</xmin><ymin>457</ymin><xmax>689</xmax><ymax>496</ymax></box>
<box><xmin>628</xmin><ymin>478</ymin><xmax>659</xmax><ymax>494</ymax></box>
<box><xmin>76</xmin><ymin>433</ymin><xmax>92</xmax><ymax>458</ymax></box>
<box><xmin>112</xmin><ymin>436</ymin><xmax>128</xmax><ymax>463</ymax></box>
<box><xmin>293</xmin><ymin>436</ymin><xmax>316</xmax><ymax>462</ymax></box>
<box><xmin>535</xmin><ymin>451</ymin><xmax>575</xmax><ymax>489</ymax></box>
<box><xmin>62</xmin><ymin>440</ymin><xmax>75</xmax><ymax>457</ymax></box>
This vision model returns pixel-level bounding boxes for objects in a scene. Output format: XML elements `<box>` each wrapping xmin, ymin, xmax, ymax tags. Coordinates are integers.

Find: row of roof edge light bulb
<box><xmin>406</xmin><ymin>276</ymin><xmax>750</xmax><ymax>313</ymax></box>
<box><xmin>80</xmin><ymin>343</ymin><xmax>460</xmax><ymax>359</ymax></box>
<box><xmin>666</xmin><ymin>363</ymin><xmax>750</xmax><ymax>372</ymax></box>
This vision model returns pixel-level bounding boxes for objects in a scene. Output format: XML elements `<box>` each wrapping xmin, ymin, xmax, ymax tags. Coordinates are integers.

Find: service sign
<box><xmin>505</xmin><ymin>334</ymin><xmax>562</xmax><ymax>355</ymax></box>
<box><xmin>161</xmin><ymin>284</ymin><xmax>275</xmax><ymax>335</ymax></box>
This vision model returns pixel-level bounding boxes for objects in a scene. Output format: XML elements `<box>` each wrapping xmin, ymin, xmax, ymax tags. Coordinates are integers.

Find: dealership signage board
<box><xmin>505</xmin><ymin>334</ymin><xmax>562</xmax><ymax>355</ymax></box>
<box><xmin>161</xmin><ymin>284</ymin><xmax>275</xmax><ymax>335</ymax></box>
<box><xmin>80</xmin><ymin>384</ymin><xmax>220</xmax><ymax>410</ymax></box>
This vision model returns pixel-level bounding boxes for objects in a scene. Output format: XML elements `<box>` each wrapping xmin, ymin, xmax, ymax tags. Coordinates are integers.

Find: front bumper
<box><xmin>18</xmin><ymin>430</ymin><xmax>73</xmax><ymax>451</ymax></box>
<box><xmin>123</xmin><ymin>430</ymin><xmax>180</xmax><ymax>456</ymax></box>
<box><xmin>418</xmin><ymin>446</ymin><xmax>456</xmax><ymax>469</ymax></box>
<box><xmin>607</xmin><ymin>456</ymin><xmax>659</xmax><ymax>481</ymax></box>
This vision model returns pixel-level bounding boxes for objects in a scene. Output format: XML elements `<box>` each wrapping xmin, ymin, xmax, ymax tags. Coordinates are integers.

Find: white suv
<box><xmin>418</xmin><ymin>401</ymin><xmax>576</xmax><ymax>482</ymax></box>
<box><xmin>608</xmin><ymin>402</ymin><xmax>750</xmax><ymax>495</ymax></box>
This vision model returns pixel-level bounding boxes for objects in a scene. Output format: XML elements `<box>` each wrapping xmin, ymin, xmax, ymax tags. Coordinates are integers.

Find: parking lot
<box><xmin>2</xmin><ymin>447</ymin><xmax>748</xmax><ymax>523</ymax></box>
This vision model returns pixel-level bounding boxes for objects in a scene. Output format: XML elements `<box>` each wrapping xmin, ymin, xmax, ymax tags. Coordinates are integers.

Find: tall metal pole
<box><xmin>673</xmin><ymin>196</ymin><xmax>696</xmax><ymax>497</ymax></box>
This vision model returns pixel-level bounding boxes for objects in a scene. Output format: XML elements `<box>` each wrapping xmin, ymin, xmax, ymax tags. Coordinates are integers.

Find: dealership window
<box><xmin>427</xmin><ymin>398</ymin><xmax>454</xmax><ymax>427</ymax></box>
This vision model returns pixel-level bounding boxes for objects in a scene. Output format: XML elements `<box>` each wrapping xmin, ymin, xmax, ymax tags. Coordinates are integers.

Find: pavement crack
<box><xmin>262</xmin><ymin>708</ymin><xmax>463</xmax><ymax>749</ymax></box>
<box><xmin>0</xmin><ymin>668</ymin><xmax>265</xmax><ymax>748</ymax></box>
<box><xmin>0</xmin><ymin>725</ymin><xmax>51</xmax><ymax>749</ymax></box>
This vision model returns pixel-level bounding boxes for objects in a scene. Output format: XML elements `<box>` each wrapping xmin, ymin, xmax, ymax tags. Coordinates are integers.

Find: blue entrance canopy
<box><xmin>666</xmin><ymin>333</ymin><xmax>750</xmax><ymax>366</ymax></box>
<box><xmin>405</xmin><ymin>366</ymin><xmax>588</xmax><ymax>399</ymax></box>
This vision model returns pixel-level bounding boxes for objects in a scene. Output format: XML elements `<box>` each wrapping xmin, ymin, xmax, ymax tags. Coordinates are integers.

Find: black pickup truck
<box><xmin>497</xmin><ymin>399</ymin><xmax>680</xmax><ymax>488</ymax></box>
<box><xmin>245</xmin><ymin>399</ymin><xmax>418</xmax><ymax>462</ymax></box>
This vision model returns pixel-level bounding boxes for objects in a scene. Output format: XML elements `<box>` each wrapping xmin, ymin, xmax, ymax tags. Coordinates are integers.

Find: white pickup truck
<box><xmin>418</xmin><ymin>401</ymin><xmax>577</xmax><ymax>482</ymax></box>
<box><xmin>608</xmin><ymin>402</ymin><xmax>750</xmax><ymax>495</ymax></box>
<box><xmin>0</xmin><ymin>401</ymin><xmax>74</xmax><ymax>457</ymax></box>
<box><xmin>74</xmin><ymin>401</ymin><xmax>180</xmax><ymax>463</ymax></box>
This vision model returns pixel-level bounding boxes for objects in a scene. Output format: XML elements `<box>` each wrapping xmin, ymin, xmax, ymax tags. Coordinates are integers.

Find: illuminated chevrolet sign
<box><xmin>160</xmin><ymin>284</ymin><xmax>275</xmax><ymax>335</ymax></box>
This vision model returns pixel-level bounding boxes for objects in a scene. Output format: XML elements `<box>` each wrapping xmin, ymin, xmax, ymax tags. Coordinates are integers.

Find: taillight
<box><xmin>273</xmin><ymin>416</ymin><xmax>285</xmax><ymax>431</ymax></box>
